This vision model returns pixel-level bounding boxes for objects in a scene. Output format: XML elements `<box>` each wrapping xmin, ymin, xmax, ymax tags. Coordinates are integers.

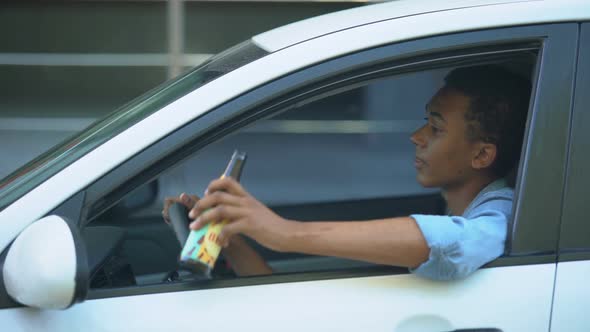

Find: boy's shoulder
<box><xmin>464</xmin><ymin>179</ymin><xmax>514</xmax><ymax>218</ymax></box>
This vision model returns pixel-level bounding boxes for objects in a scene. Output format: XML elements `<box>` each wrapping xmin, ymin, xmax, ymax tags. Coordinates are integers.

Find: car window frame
<box><xmin>59</xmin><ymin>23</ymin><xmax>579</xmax><ymax>300</ymax></box>
<box><xmin>557</xmin><ymin>22</ymin><xmax>590</xmax><ymax>262</ymax></box>
<box><xmin>503</xmin><ymin>23</ymin><xmax>578</xmax><ymax>257</ymax></box>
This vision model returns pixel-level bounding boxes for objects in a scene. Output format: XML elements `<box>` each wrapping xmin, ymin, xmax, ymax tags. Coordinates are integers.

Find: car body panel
<box><xmin>253</xmin><ymin>0</ymin><xmax>589</xmax><ymax>52</ymax></box>
<box><xmin>0</xmin><ymin>265</ymin><xmax>555</xmax><ymax>332</ymax></box>
<box><xmin>550</xmin><ymin>22</ymin><xmax>590</xmax><ymax>332</ymax></box>
<box><xmin>550</xmin><ymin>261</ymin><xmax>590</xmax><ymax>331</ymax></box>
<box><xmin>556</xmin><ymin>22</ymin><xmax>590</xmax><ymax>256</ymax></box>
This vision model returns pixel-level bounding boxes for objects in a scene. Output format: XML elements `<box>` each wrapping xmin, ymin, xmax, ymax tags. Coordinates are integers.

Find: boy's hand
<box><xmin>162</xmin><ymin>193</ymin><xmax>200</xmax><ymax>224</ymax></box>
<box><xmin>188</xmin><ymin>177</ymin><xmax>295</xmax><ymax>252</ymax></box>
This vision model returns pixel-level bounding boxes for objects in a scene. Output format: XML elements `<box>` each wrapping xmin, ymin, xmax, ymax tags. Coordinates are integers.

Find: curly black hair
<box><xmin>444</xmin><ymin>64</ymin><xmax>532</xmax><ymax>178</ymax></box>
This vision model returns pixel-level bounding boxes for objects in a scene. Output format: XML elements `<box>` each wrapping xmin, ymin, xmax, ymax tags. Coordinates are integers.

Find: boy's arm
<box><xmin>224</xmin><ymin>218</ymin><xmax>428</xmax><ymax>275</ymax></box>
<box><xmin>222</xmin><ymin>235</ymin><xmax>273</xmax><ymax>276</ymax></box>
<box><xmin>188</xmin><ymin>178</ymin><xmax>509</xmax><ymax>280</ymax></box>
<box><xmin>189</xmin><ymin>178</ymin><xmax>430</xmax><ymax>269</ymax></box>
<box><xmin>283</xmin><ymin>217</ymin><xmax>429</xmax><ymax>268</ymax></box>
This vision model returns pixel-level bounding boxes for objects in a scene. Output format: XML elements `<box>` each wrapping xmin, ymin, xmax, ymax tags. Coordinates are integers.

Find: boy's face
<box><xmin>410</xmin><ymin>86</ymin><xmax>482</xmax><ymax>189</ymax></box>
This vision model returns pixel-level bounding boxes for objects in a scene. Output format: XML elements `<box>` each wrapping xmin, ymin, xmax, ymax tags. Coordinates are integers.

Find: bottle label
<box><xmin>180</xmin><ymin>215</ymin><xmax>228</xmax><ymax>268</ymax></box>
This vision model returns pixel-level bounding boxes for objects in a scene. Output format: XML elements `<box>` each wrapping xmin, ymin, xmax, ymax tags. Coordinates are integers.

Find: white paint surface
<box><xmin>3</xmin><ymin>216</ymin><xmax>77</xmax><ymax>310</ymax></box>
<box><xmin>550</xmin><ymin>260</ymin><xmax>590</xmax><ymax>331</ymax></box>
<box><xmin>0</xmin><ymin>264</ymin><xmax>555</xmax><ymax>331</ymax></box>
<box><xmin>254</xmin><ymin>0</ymin><xmax>589</xmax><ymax>52</ymax></box>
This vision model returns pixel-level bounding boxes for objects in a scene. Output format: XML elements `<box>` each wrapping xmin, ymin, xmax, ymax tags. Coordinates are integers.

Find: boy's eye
<box><xmin>424</xmin><ymin>117</ymin><xmax>441</xmax><ymax>134</ymax></box>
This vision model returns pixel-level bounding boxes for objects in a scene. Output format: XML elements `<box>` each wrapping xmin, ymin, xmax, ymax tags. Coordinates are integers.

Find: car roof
<box><xmin>253</xmin><ymin>0</ymin><xmax>590</xmax><ymax>52</ymax></box>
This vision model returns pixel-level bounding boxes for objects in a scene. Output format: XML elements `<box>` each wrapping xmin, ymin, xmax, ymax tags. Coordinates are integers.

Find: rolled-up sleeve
<box><xmin>409</xmin><ymin>198</ymin><xmax>511</xmax><ymax>280</ymax></box>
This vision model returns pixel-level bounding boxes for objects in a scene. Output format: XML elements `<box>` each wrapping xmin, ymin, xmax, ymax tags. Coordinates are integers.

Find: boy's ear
<box><xmin>472</xmin><ymin>143</ymin><xmax>497</xmax><ymax>170</ymax></box>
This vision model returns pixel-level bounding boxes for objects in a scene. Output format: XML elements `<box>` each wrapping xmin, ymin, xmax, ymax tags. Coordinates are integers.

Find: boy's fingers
<box><xmin>189</xmin><ymin>191</ymin><xmax>242</xmax><ymax>219</ymax></box>
<box><xmin>163</xmin><ymin>193</ymin><xmax>201</xmax><ymax>223</ymax></box>
<box><xmin>207</xmin><ymin>177</ymin><xmax>247</xmax><ymax>197</ymax></box>
<box><xmin>162</xmin><ymin>197</ymin><xmax>181</xmax><ymax>223</ymax></box>
<box><xmin>179</xmin><ymin>193</ymin><xmax>199</xmax><ymax>209</ymax></box>
<box><xmin>189</xmin><ymin>206</ymin><xmax>244</xmax><ymax>230</ymax></box>
<box><xmin>218</xmin><ymin>220</ymin><xmax>246</xmax><ymax>247</ymax></box>
<box><xmin>163</xmin><ymin>197</ymin><xmax>178</xmax><ymax>207</ymax></box>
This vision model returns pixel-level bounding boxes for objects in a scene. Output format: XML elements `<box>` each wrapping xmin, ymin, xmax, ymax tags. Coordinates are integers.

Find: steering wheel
<box><xmin>167</xmin><ymin>202</ymin><xmax>192</xmax><ymax>246</ymax></box>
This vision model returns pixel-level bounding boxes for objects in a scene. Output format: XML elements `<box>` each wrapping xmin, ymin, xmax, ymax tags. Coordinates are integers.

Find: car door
<box><xmin>0</xmin><ymin>23</ymin><xmax>578</xmax><ymax>332</ymax></box>
<box><xmin>550</xmin><ymin>22</ymin><xmax>590</xmax><ymax>332</ymax></box>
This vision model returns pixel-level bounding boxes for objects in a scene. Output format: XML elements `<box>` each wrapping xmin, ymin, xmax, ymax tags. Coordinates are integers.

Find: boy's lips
<box><xmin>414</xmin><ymin>157</ymin><xmax>426</xmax><ymax>169</ymax></box>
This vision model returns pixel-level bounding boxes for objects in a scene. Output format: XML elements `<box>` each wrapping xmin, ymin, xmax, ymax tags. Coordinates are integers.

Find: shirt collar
<box><xmin>461</xmin><ymin>178</ymin><xmax>508</xmax><ymax>217</ymax></box>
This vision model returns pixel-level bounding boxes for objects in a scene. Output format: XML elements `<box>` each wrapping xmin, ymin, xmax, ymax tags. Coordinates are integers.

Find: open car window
<box><xmin>85</xmin><ymin>52</ymin><xmax>537</xmax><ymax>288</ymax></box>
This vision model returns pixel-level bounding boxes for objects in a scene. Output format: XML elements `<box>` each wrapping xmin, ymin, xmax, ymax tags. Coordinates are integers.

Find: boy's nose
<box><xmin>410</xmin><ymin>125</ymin><xmax>426</xmax><ymax>146</ymax></box>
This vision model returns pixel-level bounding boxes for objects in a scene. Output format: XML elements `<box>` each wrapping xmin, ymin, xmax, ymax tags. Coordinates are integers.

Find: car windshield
<box><xmin>0</xmin><ymin>40</ymin><xmax>268</xmax><ymax>211</ymax></box>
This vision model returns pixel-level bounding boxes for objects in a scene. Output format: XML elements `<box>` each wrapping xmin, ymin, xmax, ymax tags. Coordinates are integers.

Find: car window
<box><xmin>158</xmin><ymin>70</ymin><xmax>444</xmax><ymax>206</ymax></box>
<box><xmin>86</xmin><ymin>55</ymin><xmax>537</xmax><ymax>288</ymax></box>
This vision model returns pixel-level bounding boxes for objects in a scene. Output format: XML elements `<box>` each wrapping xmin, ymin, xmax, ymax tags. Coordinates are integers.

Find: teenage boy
<box><xmin>163</xmin><ymin>64</ymin><xmax>531</xmax><ymax>280</ymax></box>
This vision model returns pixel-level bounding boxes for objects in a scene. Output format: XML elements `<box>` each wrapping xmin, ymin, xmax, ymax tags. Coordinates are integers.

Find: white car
<box><xmin>1</xmin><ymin>0</ymin><xmax>589</xmax><ymax>331</ymax></box>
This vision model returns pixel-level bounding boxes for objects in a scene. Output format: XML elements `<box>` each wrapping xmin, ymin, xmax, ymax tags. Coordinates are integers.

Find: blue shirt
<box><xmin>410</xmin><ymin>178</ymin><xmax>512</xmax><ymax>280</ymax></box>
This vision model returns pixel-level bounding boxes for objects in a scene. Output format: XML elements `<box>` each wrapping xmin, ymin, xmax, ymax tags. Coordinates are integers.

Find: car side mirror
<box><xmin>2</xmin><ymin>215</ymin><xmax>88</xmax><ymax>309</ymax></box>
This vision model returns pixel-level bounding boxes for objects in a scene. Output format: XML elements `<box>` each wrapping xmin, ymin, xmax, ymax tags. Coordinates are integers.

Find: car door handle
<box><xmin>448</xmin><ymin>329</ymin><xmax>502</xmax><ymax>332</ymax></box>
